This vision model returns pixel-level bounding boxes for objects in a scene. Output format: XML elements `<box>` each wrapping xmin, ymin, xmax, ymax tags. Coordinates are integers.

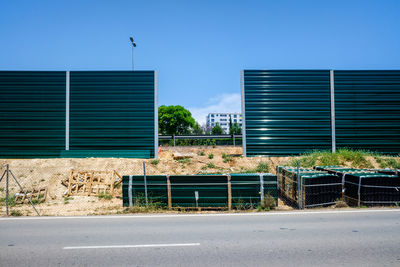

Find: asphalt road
<box><xmin>1</xmin><ymin>209</ymin><xmax>400</xmax><ymax>267</ymax></box>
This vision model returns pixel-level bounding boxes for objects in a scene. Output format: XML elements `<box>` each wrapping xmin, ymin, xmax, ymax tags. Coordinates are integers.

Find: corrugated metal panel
<box><xmin>334</xmin><ymin>70</ymin><xmax>400</xmax><ymax>153</ymax></box>
<box><xmin>69</xmin><ymin>71</ymin><xmax>155</xmax><ymax>158</ymax></box>
<box><xmin>0</xmin><ymin>71</ymin><xmax>66</xmax><ymax>158</ymax></box>
<box><xmin>243</xmin><ymin>70</ymin><xmax>332</xmax><ymax>156</ymax></box>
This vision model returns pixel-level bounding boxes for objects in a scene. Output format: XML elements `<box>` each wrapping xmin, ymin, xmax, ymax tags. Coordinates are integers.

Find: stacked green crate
<box><xmin>277</xmin><ymin>166</ymin><xmax>341</xmax><ymax>207</ymax></box>
<box><xmin>315</xmin><ymin>167</ymin><xmax>400</xmax><ymax>205</ymax></box>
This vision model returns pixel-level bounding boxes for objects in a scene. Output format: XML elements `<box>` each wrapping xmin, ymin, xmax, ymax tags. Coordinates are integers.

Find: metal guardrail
<box><xmin>158</xmin><ymin>134</ymin><xmax>242</xmax><ymax>140</ymax></box>
<box><xmin>158</xmin><ymin>134</ymin><xmax>243</xmax><ymax>146</ymax></box>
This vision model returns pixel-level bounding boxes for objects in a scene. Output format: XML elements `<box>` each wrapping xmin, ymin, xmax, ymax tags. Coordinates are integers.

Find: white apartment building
<box><xmin>206</xmin><ymin>113</ymin><xmax>242</xmax><ymax>134</ymax></box>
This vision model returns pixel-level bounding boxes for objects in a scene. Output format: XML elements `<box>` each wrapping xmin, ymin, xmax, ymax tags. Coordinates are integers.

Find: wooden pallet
<box><xmin>66</xmin><ymin>170</ymin><xmax>122</xmax><ymax>196</ymax></box>
<box><xmin>15</xmin><ymin>187</ymin><xmax>47</xmax><ymax>204</ymax></box>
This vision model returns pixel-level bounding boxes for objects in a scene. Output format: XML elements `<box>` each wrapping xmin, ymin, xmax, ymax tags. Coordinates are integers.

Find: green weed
<box><xmin>290</xmin><ymin>149</ymin><xmax>374</xmax><ymax>168</ymax></box>
<box><xmin>0</xmin><ymin>196</ymin><xmax>16</xmax><ymax>207</ymax></box>
<box><xmin>178</xmin><ymin>158</ymin><xmax>191</xmax><ymax>164</ymax></box>
<box><xmin>375</xmin><ymin>157</ymin><xmax>400</xmax><ymax>169</ymax></box>
<box><xmin>222</xmin><ymin>153</ymin><xmax>233</xmax><ymax>163</ymax></box>
<box><xmin>255</xmin><ymin>162</ymin><xmax>269</xmax><ymax>173</ymax></box>
<box><xmin>98</xmin><ymin>193</ymin><xmax>113</xmax><ymax>200</ymax></box>
<box><xmin>10</xmin><ymin>210</ymin><xmax>23</xmax><ymax>216</ymax></box>
<box><xmin>208</xmin><ymin>153</ymin><xmax>214</xmax><ymax>159</ymax></box>
<box><xmin>150</xmin><ymin>159</ymin><xmax>160</xmax><ymax>165</ymax></box>
<box><xmin>115</xmin><ymin>183</ymin><xmax>122</xmax><ymax>189</ymax></box>
<box><xmin>207</xmin><ymin>163</ymin><xmax>216</xmax><ymax>169</ymax></box>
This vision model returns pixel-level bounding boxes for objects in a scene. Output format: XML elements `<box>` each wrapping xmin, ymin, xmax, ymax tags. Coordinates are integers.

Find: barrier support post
<box><xmin>227</xmin><ymin>175</ymin><xmax>232</xmax><ymax>211</ymax></box>
<box><xmin>167</xmin><ymin>175</ymin><xmax>172</xmax><ymax>209</ymax></box>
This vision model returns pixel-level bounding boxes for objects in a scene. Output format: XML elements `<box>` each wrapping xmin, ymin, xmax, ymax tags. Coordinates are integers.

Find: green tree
<box><xmin>191</xmin><ymin>122</ymin><xmax>204</xmax><ymax>135</ymax></box>
<box><xmin>229</xmin><ymin>122</ymin><xmax>242</xmax><ymax>135</ymax></box>
<box><xmin>211</xmin><ymin>123</ymin><xmax>223</xmax><ymax>135</ymax></box>
<box><xmin>158</xmin><ymin>105</ymin><xmax>195</xmax><ymax>135</ymax></box>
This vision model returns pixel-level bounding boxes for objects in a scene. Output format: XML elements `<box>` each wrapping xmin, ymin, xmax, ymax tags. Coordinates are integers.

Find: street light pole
<box><xmin>129</xmin><ymin>37</ymin><xmax>137</xmax><ymax>70</ymax></box>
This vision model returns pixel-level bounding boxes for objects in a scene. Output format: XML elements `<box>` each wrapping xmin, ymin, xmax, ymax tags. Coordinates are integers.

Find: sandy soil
<box><xmin>0</xmin><ymin>146</ymin><xmax>388</xmax><ymax>216</ymax></box>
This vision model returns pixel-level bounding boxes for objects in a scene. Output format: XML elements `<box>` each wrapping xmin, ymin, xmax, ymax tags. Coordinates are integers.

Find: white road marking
<box><xmin>63</xmin><ymin>243</ymin><xmax>200</xmax><ymax>250</ymax></box>
<box><xmin>0</xmin><ymin>209</ymin><xmax>399</xmax><ymax>221</ymax></box>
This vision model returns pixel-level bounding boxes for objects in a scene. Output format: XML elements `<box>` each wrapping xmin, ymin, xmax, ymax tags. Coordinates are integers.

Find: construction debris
<box><xmin>14</xmin><ymin>187</ymin><xmax>47</xmax><ymax>204</ymax></box>
<box><xmin>63</xmin><ymin>170</ymin><xmax>122</xmax><ymax>197</ymax></box>
<box><xmin>173</xmin><ymin>152</ymin><xmax>196</xmax><ymax>160</ymax></box>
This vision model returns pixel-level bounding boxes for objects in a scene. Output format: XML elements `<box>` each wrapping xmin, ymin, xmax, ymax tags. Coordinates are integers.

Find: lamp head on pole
<box><xmin>129</xmin><ymin>37</ymin><xmax>137</xmax><ymax>47</ymax></box>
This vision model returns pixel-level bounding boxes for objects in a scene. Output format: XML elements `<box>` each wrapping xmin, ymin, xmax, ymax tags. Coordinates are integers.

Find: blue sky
<box><xmin>1</xmin><ymin>0</ymin><xmax>400</xmax><ymax>124</ymax></box>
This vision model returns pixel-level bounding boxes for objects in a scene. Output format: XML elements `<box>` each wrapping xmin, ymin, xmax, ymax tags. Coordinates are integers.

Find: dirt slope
<box><xmin>0</xmin><ymin>146</ymin><xmax>387</xmax><ymax>216</ymax></box>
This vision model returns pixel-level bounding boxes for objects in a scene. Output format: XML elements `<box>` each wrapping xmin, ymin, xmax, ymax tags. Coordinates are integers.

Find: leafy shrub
<box><xmin>260</xmin><ymin>194</ymin><xmax>276</xmax><ymax>210</ymax></box>
<box><xmin>208</xmin><ymin>153</ymin><xmax>214</xmax><ymax>159</ymax></box>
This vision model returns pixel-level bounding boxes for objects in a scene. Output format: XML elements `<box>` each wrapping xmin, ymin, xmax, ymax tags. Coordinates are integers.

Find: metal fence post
<box><xmin>6</xmin><ymin>164</ymin><xmax>9</xmax><ymax>216</ymax></box>
<box><xmin>173</xmin><ymin>134</ymin><xmax>176</xmax><ymax>147</ymax></box>
<box><xmin>301</xmin><ymin>176</ymin><xmax>304</xmax><ymax>209</ymax></box>
<box><xmin>342</xmin><ymin>173</ymin><xmax>346</xmax><ymax>201</ymax></box>
<box><xmin>297</xmin><ymin>161</ymin><xmax>302</xmax><ymax>209</ymax></box>
<box><xmin>358</xmin><ymin>176</ymin><xmax>362</xmax><ymax>207</ymax></box>
<box><xmin>167</xmin><ymin>175</ymin><xmax>172</xmax><ymax>209</ymax></box>
<box><xmin>233</xmin><ymin>134</ymin><xmax>236</xmax><ymax>147</ymax></box>
<box><xmin>65</xmin><ymin>71</ymin><xmax>70</xmax><ymax>151</ymax></box>
<box><xmin>143</xmin><ymin>162</ymin><xmax>148</xmax><ymax>208</ymax></box>
<box><xmin>330</xmin><ymin>70</ymin><xmax>336</xmax><ymax>153</ymax></box>
<box><xmin>128</xmin><ymin>175</ymin><xmax>133</xmax><ymax>207</ymax></box>
<box><xmin>9</xmin><ymin>170</ymin><xmax>40</xmax><ymax>216</ymax></box>
<box><xmin>259</xmin><ymin>174</ymin><xmax>264</xmax><ymax>202</ymax></box>
<box><xmin>194</xmin><ymin>191</ymin><xmax>199</xmax><ymax>210</ymax></box>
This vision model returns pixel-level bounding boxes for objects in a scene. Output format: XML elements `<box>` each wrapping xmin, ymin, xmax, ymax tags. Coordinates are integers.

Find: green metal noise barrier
<box><xmin>334</xmin><ymin>70</ymin><xmax>400</xmax><ymax>153</ymax></box>
<box><xmin>0</xmin><ymin>71</ymin><xmax>66</xmax><ymax>158</ymax></box>
<box><xmin>242</xmin><ymin>70</ymin><xmax>332</xmax><ymax>156</ymax></box>
<box><xmin>122</xmin><ymin>174</ymin><xmax>278</xmax><ymax>209</ymax></box>
<box><xmin>0</xmin><ymin>71</ymin><xmax>157</xmax><ymax>158</ymax></box>
<box><xmin>242</xmin><ymin>70</ymin><xmax>400</xmax><ymax>156</ymax></box>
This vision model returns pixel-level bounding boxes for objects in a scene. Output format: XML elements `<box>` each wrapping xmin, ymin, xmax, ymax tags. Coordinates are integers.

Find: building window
<box><xmin>211</xmin><ymin>119</ymin><xmax>214</xmax><ymax>122</ymax></box>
